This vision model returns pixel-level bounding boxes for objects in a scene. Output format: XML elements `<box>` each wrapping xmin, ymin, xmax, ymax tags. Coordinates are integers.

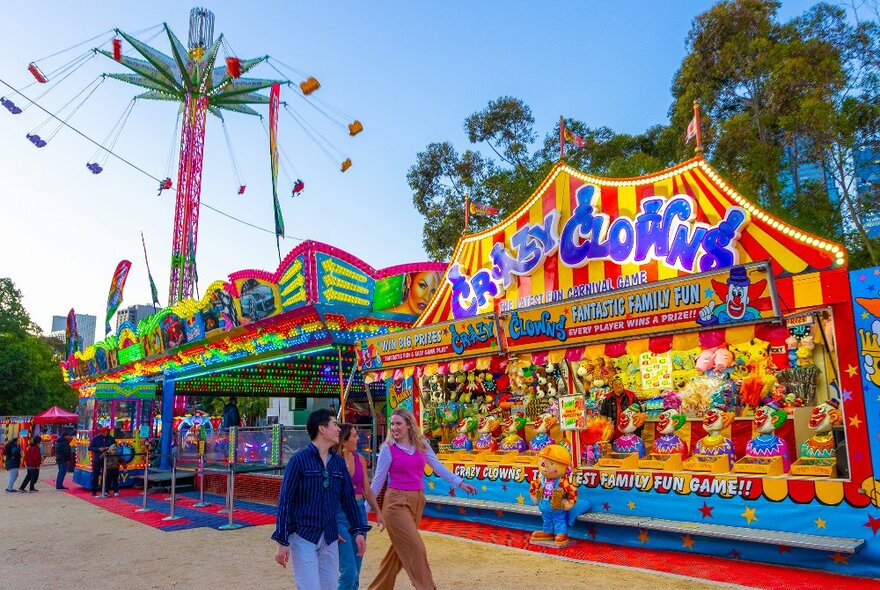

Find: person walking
<box><xmin>337</xmin><ymin>423</ymin><xmax>385</xmax><ymax>590</ymax></box>
<box><xmin>272</xmin><ymin>409</ymin><xmax>369</xmax><ymax>590</ymax></box>
<box><xmin>88</xmin><ymin>427</ymin><xmax>116</xmax><ymax>496</ymax></box>
<box><xmin>19</xmin><ymin>436</ymin><xmax>42</xmax><ymax>492</ymax></box>
<box><xmin>222</xmin><ymin>396</ymin><xmax>242</xmax><ymax>429</ymax></box>
<box><xmin>4</xmin><ymin>436</ymin><xmax>22</xmax><ymax>492</ymax></box>
<box><xmin>54</xmin><ymin>432</ymin><xmax>74</xmax><ymax>490</ymax></box>
<box><xmin>367</xmin><ymin>407</ymin><xmax>477</xmax><ymax>590</ymax></box>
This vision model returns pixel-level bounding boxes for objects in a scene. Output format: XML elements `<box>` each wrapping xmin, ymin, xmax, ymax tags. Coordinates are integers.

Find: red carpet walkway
<box><xmin>57</xmin><ymin>482</ymin><xmax>876</xmax><ymax>589</ymax></box>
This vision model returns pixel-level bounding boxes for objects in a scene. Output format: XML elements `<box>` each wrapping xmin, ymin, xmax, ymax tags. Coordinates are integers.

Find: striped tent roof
<box><xmin>417</xmin><ymin>157</ymin><xmax>846</xmax><ymax>326</ymax></box>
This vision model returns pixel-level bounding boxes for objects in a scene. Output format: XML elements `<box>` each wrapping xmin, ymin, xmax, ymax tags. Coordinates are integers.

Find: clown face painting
<box><xmin>697</xmin><ymin>265</ymin><xmax>769</xmax><ymax>326</ymax></box>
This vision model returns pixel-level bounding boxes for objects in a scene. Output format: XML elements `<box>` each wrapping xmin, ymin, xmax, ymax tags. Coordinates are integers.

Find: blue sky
<box><xmin>0</xmin><ymin>1</ymin><xmax>818</xmax><ymax>336</ymax></box>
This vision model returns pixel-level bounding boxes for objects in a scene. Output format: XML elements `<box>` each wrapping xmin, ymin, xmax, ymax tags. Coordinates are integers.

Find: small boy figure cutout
<box><xmin>529</xmin><ymin>444</ymin><xmax>577</xmax><ymax>547</ymax></box>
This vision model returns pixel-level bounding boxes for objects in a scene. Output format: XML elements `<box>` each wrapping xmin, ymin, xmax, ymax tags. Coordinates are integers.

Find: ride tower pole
<box><xmin>169</xmin><ymin>92</ymin><xmax>208</xmax><ymax>303</ymax></box>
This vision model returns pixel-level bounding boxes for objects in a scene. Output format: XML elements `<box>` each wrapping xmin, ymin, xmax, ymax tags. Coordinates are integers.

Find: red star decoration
<box><xmin>698</xmin><ymin>502</ymin><xmax>714</xmax><ymax>519</ymax></box>
<box><xmin>603</xmin><ymin>503</ymin><xmax>610</xmax><ymax>511</ymax></box>
<box><xmin>448</xmin><ymin>488</ymin><xmax>456</xmax><ymax>497</ymax></box>
<box><xmin>829</xmin><ymin>552</ymin><xmax>849</xmax><ymax>565</ymax></box>
<box><xmin>587</xmin><ymin>525</ymin><xmax>597</xmax><ymax>539</ymax></box>
<box><xmin>495</xmin><ymin>510</ymin><xmax>505</xmax><ymax>518</ymax></box>
<box><xmin>730</xmin><ymin>549</ymin><xmax>741</xmax><ymax>559</ymax></box>
<box><xmin>458</xmin><ymin>506</ymin><xmax>467</xmax><ymax>515</ymax></box>
<box><xmin>865</xmin><ymin>514</ymin><xmax>880</xmax><ymax>535</ymax></box>
<box><xmin>778</xmin><ymin>545</ymin><xmax>791</xmax><ymax>554</ymax></box>
<box><xmin>501</xmin><ymin>484</ymin><xmax>508</xmax><ymax>492</ymax></box>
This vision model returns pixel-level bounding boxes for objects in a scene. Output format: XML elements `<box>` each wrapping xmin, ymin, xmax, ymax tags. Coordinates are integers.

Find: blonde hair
<box><xmin>385</xmin><ymin>407</ymin><xmax>427</xmax><ymax>452</ymax></box>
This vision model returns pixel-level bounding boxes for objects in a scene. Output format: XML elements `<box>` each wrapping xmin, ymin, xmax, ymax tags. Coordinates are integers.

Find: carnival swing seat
<box><xmin>300</xmin><ymin>77</ymin><xmax>320</xmax><ymax>95</ymax></box>
<box><xmin>86</xmin><ymin>162</ymin><xmax>103</xmax><ymax>174</ymax></box>
<box><xmin>1</xmin><ymin>97</ymin><xmax>22</xmax><ymax>114</ymax></box>
<box><xmin>26</xmin><ymin>133</ymin><xmax>47</xmax><ymax>148</ymax></box>
<box><xmin>340</xmin><ymin>158</ymin><xmax>352</xmax><ymax>173</ymax></box>
<box><xmin>423</xmin><ymin>493</ymin><xmax>866</xmax><ymax>555</ymax></box>
<box><xmin>348</xmin><ymin>120</ymin><xmax>363</xmax><ymax>136</ymax></box>
<box><xmin>27</xmin><ymin>63</ymin><xmax>48</xmax><ymax>83</ymax></box>
<box><xmin>238</xmin><ymin>185</ymin><xmax>246</xmax><ymax>195</ymax></box>
<box><xmin>292</xmin><ymin>179</ymin><xmax>304</xmax><ymax>197</ymax></box>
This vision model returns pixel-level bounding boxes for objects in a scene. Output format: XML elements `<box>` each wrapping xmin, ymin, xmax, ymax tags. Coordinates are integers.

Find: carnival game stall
<box><xmin>358</xmin><ymin>158</ymin><xmax>880</xmax><ymax>576</ymax></box>
<box><xmin>63</xmin><ymin>240</ymin><xmax>445</xmax><ymax>488</ymax></box>
<box><xmin>31</xmin><ymin>406</ymin><xmax>78</xmax><ymax>460</ymax></box>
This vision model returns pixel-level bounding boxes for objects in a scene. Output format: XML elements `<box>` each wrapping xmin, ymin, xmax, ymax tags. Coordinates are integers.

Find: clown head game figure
<box><xmin>651</xmin><ymin>409</ymin><xmax>689</xmax><ymax>458</ymax></box>
<box><xmin>611</xmin><ymin>403</ymin><xmax>647</xmax><ymax>457</ymax></box>
<box><xmin>529</xmin><ymin>444</ymin><xmax>577</xmax><ymax>547</ymax></box>
<box><xmin>745</xmin><ymin>403</ymin><xmax>791</xmax><ymax>471</ymax></box>
<box><xmin>800</xmin><ymin>399</ymin><xmax>842</xmax><ymax>459</ymax></box>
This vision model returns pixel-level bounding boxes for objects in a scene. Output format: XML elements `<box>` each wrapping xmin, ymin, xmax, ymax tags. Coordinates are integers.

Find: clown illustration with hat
<box><xmin>529</xmin><ymin>444</ymin><xmax>578</xmax><ymax>547</ymax></box>
<box><xmin>697</xmin><ymin>265</ymin><xmax>769</xmax><ymax>326</ymax></box>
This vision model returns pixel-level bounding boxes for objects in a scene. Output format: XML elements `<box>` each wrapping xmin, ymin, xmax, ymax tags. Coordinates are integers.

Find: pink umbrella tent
<box><xmin>31</xmin><ymin>406</ymin><xmax>78</xmax><ymax>424</ymax></box>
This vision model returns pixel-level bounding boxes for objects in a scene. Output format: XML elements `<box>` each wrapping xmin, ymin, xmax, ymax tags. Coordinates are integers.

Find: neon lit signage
<box><xmin>449</xmin><ymin>187</ymin><xmax>748</xmax><ymax>319</ymax></box>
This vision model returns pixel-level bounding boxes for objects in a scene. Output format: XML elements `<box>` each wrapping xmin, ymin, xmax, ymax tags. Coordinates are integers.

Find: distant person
<box><xmin>102</xmin><ymin>444</ymin><xmax>121</xmax><ymax>496</ymax></box>
<box><xmin>367</xmin><ymin>407</ymin><xmax>477</xmax><ymax>590</ymax></box>
<box><xmin>222</xmin><ymin>396</ymin><xmax>242</xmax><ymax>429</ymax></box>
<box><xmin>4</xmin><ymin>437</ymin><xmax>22</xmax><ymax>493</ymax></box>
<box><xmin>599</xmin><ymin>377</ymin><xmax>636</xmax><ymax>439</ymax></box>
<box><xmin>88</xmin><ymin>427</ymin><xmax>116</xmax><ymax>496</ymax></box>
<box><xmin>19</xmin><ymin>436</ymin><xmax>42</xmax><ymax>492</ymax></box>
<box><xmin>54</xmin><ymin>432</ymin><xmax>74</xmax><ymax>490</ymax></box>
<box><xmin>272</xmin><ymin>409</ymin><xmax>368</xmax><ymax>590</ymax></box>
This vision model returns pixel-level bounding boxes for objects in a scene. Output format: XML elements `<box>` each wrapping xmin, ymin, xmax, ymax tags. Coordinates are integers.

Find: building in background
<box><xmin>115</xmin><ymin>304</ymin><xmax>157</xmax><ymax>332</ymax></box>
<box><xmin>854</xmin><ymin>147</ymin><xmax>880</xmax><ymax>239</ymax></box>
<box><xmin>50</xmin><ymin>313</ymin><xmax>97</xmax><ymax>350</ymax></box>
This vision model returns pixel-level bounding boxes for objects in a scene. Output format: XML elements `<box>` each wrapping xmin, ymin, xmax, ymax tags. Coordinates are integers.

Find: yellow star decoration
<box><xmin>428</xmin><ymin>481</ymin><xmax>435</xmax><ymax>490</ymax></box>
<box><xmin>681</xmin><ymin>534</ymin><xmax>695</xmax><ymax>550</ymax></box>
<box><xmin>864</xmin><ymin>312</ymin><xmax>871</xmax><ymax>320</ymax></box>
<box><xmin>741</xmin><ymin>506</ymin><xmax>758</xmax><ymax>525</ymax></box>
<box><xmin>481</xmin><ymin>485</ymin><xmax>488</xmax><ymax>492</ymax></box>
<box><xmin>849</xmin><ymin>415</ymin><xmax>862</xmax><ymax>428</ymax></box>
<box><xmin>815</xmin><ymin>517</ymin><xmax>827</xmax><ymax>529</ymax></box>
<box><xmin>627</xmin><ymin>501</ymin><xmax>636</xmax><ymax>511</ymax></box>
<box><xmin>846</xmin><ymin>365</ymin><xmax>858</xmax><ymax>377</ymax></box>
<box><xmin>637</xmin><ymin>529</ymin><xmax>650</xmax><ymax>544</ymax></box>
<box><xmin>516</xmin><ymin>494</ymin><xmax>526</xmax><ymax>505</ymax></box>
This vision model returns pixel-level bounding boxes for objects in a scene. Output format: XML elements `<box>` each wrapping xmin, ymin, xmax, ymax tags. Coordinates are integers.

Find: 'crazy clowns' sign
<box><xmin>449</xmin><ymin>187</ymin><xmax>748</xmax><ymax>319</ymax></box>
<box><xmin>500</xmin><ymin>262</ymin><xmax>779</xmax><ymax>353</ymax></box>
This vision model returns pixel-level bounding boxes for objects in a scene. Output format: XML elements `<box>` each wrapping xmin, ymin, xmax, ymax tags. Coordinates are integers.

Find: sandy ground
<box><xmin>0</xmin><ymin>465</ymin><xmax>732</xmax><ymax>589</ymax></box>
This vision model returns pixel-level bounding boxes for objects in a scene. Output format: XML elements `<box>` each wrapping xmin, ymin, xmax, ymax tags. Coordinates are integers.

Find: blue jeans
<box><xmin>538</xmin><ymin>498</ymin><xmax>567</xmax><ymax>535</ymax></box>
<box><xmin>289</xmin><ymin>533</ymin><xmax>339</xmax><ymax>590</ymax></box>
<box><xmin>56</xmin><ymin>460</ymin><xmax>69</xmax><ymax>488</ymax></box>
<box><xmin>336</xmin><ymin>503</ymin><xmax>367</xmax><ymax>590</ymax></box>
<box><xmin>6</xmin><ymin>468</ymin><xmax>19</xmax><ymax>491</ymax></box>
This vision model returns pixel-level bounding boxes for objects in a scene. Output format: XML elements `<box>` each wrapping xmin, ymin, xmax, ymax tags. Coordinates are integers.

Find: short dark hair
<box><xmin>307</xmin><ymin>408</ymin><xmax>334</xmax><ymax>440</ymax></box>
<box><xmin>229</xmin><ymin>396</ymin><xmax>237</xmax><ymax>404</ymax></box>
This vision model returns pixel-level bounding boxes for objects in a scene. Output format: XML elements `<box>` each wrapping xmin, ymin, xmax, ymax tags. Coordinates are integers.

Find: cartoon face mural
<box><xmin>374</xmin><ymin>271</ymin><xmax>442</xmax><ymax>317</ymax></box>
<box><xmin>697</xmin><ymin>265</ymin><xmax>767</xmax><ymax>326</ymax></box>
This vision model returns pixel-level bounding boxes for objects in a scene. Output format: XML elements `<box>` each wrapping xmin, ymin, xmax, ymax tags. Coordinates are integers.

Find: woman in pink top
<box><xmin>367</xmin><ymin>408</ymin><xmax>477</xmax><ymax>590</ymax></box>
<box><xmin>337</xmin><ymin>423</ymin><xmax>384</xmax><ymax>590</ymax></box>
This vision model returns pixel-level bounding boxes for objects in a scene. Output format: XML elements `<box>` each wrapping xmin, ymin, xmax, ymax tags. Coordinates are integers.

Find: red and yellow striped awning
<box><xmin>417</xmin><ymin>157</ymin><xmax>846</xmax><ymax>325</ymax></box>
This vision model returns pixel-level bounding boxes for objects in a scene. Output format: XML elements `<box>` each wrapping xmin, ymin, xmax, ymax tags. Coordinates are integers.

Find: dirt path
<box><xmin>1</xmin><ymin>465</ymin><xmax>731</xmax><ymax>589</ymax></box>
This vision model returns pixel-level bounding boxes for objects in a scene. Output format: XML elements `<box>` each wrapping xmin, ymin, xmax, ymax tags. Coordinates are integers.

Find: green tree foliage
<box><xmin>409</xmin><ymin>1</ymin><xmax>880</xmax><ymax>268</ymax></box>
<box><xmin>0</xmin><ymin>278</ymin><xmax>77</xmax><ymax>414</ymax></box>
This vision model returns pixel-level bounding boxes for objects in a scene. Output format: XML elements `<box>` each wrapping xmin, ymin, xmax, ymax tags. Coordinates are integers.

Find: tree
<box><xmin>0</xmin><ymin>277</ymin><xmax>76</xmax><ymax>414</ymax></box>
<box><xmin>409</xmin><ymin>99</ymin><xmax>674</xmax><ymax>260</ymax></box>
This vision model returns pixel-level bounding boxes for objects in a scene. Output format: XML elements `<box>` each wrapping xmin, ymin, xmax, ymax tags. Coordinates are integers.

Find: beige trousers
<box><xmin>367</xmin><ymin>488</ymin><xmax>436</xmax><ymax>590</ymax></box>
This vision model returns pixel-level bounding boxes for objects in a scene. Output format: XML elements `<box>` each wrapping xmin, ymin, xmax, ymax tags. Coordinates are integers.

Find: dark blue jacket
<box><xmin>3</xmin><ymin>441</ymin><xmax>22</xmax><ymax>470</ymax></box>
<box><xmin>55</xmin><ymin>437</ymin><xmax>72</xmax><ymax>464</ymax></box>
<box><xmin>272</xmin><ymin>443</ymin><xmax>368</xmax><ymax>546</ymax></box>
<box><xmin>88</xmin><ymin>434</ymin><xmax>116</xmax><ymax>464</ymax></box>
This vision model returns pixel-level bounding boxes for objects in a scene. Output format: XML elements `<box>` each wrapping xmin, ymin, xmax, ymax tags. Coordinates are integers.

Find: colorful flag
<box><xmin>65</xmin><ymin>308</ymin><xmax>78</xmax><ymax>358</ymax></box>
<box><xmin>468</xmin><ymin>201</ymin><xmax>500</xmax><ymax>216</ymax></box>
<box><xmin>105</xmin><ymin>260</ymin><xmax>132</xmax><ymax>334</ymax></box>
<box><xmin>563</xmin><ymin>128</ymin><xmax>585</xmax><ymax>148</ymax></box>
<box><xmin>141</xmin><ymin>232</ymin><xmax>161</xmax><ymax>309</ymax></box>
<box><xmin>685</xmin><ymin>115</ymin><xmax>698</xmax><ymax>144</ymax></box>
<box><xmin>269</xmin><ymin>83</ymin><xmax>284</xmax><ymax>253</ymax></box>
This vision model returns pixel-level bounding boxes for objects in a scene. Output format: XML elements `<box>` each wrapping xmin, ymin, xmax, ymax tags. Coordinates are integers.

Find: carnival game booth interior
<box><xmin>63</xmin><ymin>240</ymin><xmax>445</xmax><ymax>495</ymax></box>
<box><xmin>359</xmin><ymin>158</ymin><xmax>880</xmax><ymax>577</ymax></box>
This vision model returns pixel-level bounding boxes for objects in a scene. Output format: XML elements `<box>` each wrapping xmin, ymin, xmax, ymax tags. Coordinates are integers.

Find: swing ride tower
<box><xmin>97</xmin><ymin>8</ymin><xmax>280</xmax><ymax>304</ymax></box>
